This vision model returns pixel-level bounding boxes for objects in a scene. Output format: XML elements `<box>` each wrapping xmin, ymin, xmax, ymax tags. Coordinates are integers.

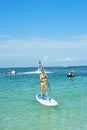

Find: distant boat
<box><xmin>38</xmin><ymin>61</ymin><xmax>43</xmax><ymax>71</ymax></box>
<box><xmin>6</xmin><ymin>69</ymin><xmax>16</xmax><ymax>75</ymax></box>
<box><xmin>67</xmin><ymin>70</ymin><xmax>75</xmax><ymax>77</ymax></box>
<box><xmin>38</xmin><ymin>60</ymin><xmax>43</xmax><ymax>71</ymax></box>
<box><xmin>35</xmin><ymin>61</ymin><xmax>43</xmax><ymax>74</ymax></box>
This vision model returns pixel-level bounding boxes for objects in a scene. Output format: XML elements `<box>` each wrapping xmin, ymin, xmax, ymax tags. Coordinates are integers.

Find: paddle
<box><xmin>47</xmin><ymin>81</ymin><xmax>51</xmax><ymax>92</ymax></box>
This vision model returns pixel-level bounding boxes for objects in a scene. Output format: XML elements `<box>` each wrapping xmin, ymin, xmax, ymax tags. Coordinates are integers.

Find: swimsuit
<box><xmin>41</xmin><ymin>81</ymin><xmax>47</xmax><ymax>86</ymax></box>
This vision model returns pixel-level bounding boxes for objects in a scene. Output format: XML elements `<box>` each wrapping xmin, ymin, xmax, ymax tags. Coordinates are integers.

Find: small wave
<box><xmin>18</xmin><ymin>70</ymin><xmax>52</xmax><ymax>75</ymax></box>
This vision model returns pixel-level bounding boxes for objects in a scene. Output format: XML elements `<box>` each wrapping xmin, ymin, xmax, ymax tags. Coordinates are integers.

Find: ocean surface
<box><xmin>0</xmin><ymin>66</ymin><xmax>87</xmax><ymax>130</ymax></box>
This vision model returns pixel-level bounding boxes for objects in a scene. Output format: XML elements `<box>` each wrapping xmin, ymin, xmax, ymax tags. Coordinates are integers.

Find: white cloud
<box><xmin>0</xmin><ymin>34</ymin><xmax>87</xmax><ymax>67</ymax></box>
<box><xmin>55</xmin><ymin>57</ymin><xmax>87</xmax><ymax>62</ymax></box>
<box><xmin>43</xmin><ymin>56</ymin><xmax>49</xmax><ymax>61</ymax></box>
<box><xmin>74</xmin><ymin>34</ymin><xmax>87</xmax><ymax>40</ymax></box>
<box><xmin>0</xmin><ymin>33</ymin><xmax>87</xmax><ymax>51</ymax></box>
<box><xmin>0</xmin><ymin>35</ymin><xmax>10</xmax><ymax>38</ymax></box>
<box><xmin>64</xmin><ymin>57</ymin><xmax>73</xmax><ymax>61</ymax></box>
<box><xmin>0</xmin><ymin>53</ymin><xmax>31</xmax><ymax>58</ymax></box>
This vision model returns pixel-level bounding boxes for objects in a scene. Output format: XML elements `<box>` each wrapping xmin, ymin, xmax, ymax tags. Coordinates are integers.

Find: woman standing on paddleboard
<box><xmin>40</xmin><ymin>69</ymin><xmax>48</xmax><ymax>99</ymax></box>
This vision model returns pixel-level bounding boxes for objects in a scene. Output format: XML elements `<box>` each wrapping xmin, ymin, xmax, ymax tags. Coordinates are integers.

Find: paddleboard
<box><xmin>36</xmin><ymin>94</ymin><xmax>58</xmax><ymax>106</ymax></box>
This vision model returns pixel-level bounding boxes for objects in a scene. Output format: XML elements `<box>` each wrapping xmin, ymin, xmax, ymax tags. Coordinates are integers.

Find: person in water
<box><xmin>38</xmin><ymin>61</ymin><xmax>42</xmax><ymax>71</ymax></box>
<box><xmin>67</xmin><ymin>70</ymin><xmax>75</xmax><ymax>77</ymax></box>
<box><xmin>40</xmin><ymin>69</ymin><xmax>48</xmax><ymax>98</ymax></box>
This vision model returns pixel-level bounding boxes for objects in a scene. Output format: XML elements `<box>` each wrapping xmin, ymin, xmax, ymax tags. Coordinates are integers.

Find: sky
<box><xmin>0</xmin><ymin>0</ymin><xmax>87</xmax><ymax>67</ymax></box>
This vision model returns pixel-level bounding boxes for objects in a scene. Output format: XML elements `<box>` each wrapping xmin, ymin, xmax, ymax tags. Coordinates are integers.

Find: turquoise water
<box><xmin>0</xmin><ymin>66</ymin><xmax>87</xmax><ymax>130</ymax></box>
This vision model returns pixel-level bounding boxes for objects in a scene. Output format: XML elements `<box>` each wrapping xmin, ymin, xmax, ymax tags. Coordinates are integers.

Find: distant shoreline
<box><xmin>0</xmin><ymin>65</ymin><xmax>87</xmax><ymax>69</ymax></box>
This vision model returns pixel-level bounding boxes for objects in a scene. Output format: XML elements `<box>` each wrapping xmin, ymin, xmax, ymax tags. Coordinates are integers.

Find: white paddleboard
<box><xmin>36</xmin><ymin>94</ymin><xmax>58</xmax><ymax>106</ymax></box>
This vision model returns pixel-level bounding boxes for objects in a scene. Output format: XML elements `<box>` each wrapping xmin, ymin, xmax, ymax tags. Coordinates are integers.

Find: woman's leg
<box><xmin>40</xmin><ymin>85</ymin><xmax>43</xmax><ymax>98</ymax></box>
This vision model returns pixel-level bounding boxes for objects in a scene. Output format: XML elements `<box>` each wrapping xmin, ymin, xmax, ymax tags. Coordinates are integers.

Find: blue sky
<box><xmin>0</xmin><ymin>0</ymin><xmax>87</xmax><ymax>67</ymax></box>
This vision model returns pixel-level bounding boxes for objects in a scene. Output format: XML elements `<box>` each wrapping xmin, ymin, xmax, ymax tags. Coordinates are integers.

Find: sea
<box><xmin>0</xmin><ymin>66</ymin><xmax>87</xmax><ymax>130</ymax></box>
